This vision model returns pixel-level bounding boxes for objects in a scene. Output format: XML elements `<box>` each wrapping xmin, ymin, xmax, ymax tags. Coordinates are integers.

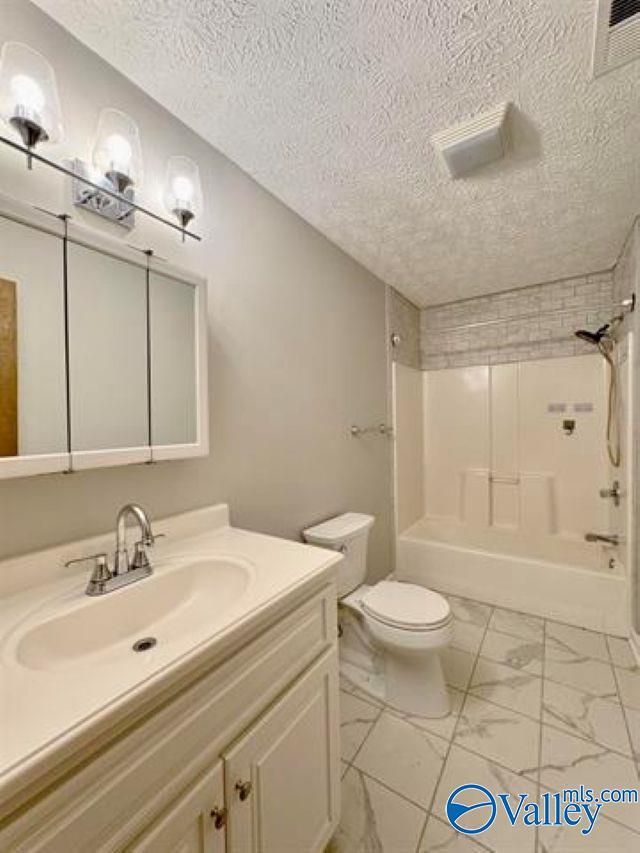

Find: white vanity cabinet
<box><xmin>222</xmin><ymin>656</ymin><xmax>338</xmax><ymax>853</ymax></box>
<box><xmin>0</xmin><ymin>583</ymin><xmax>340</xmax><ymax>853</ymax></box>
<box><xmin>129</xmin><ymin>654</ymin><xmax>337</xmax><ymax>853</ymax></box>
<box><xmin>127</xmin><ymin>763</ymin><xmax>225</xmax><ymax>853</ymax></box>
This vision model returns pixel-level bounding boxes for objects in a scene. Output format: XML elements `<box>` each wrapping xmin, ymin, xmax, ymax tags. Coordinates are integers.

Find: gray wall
<box><xmin>388</xmin><ymin>289</ymin><xmax>421</xmax><ymax>370</ymax></box>
<box><xmin>0</xmin><ymin>1</ymin><xmax>392</xmax><ymax>580</ymax></box>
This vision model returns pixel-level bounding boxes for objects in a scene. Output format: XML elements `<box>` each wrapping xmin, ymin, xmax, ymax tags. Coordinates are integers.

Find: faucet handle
<box><xmin>65</xmin><ymin>553</ymin><xmax>113</xmax><ymax>595</ymax></box>
<box><xmin>131</xmin><ymin>540</ymin><xmax>151</xmax><ymax>570</ymax></box>
<box><xmin>131</xmin><ymin>534</ymin><xmax>165</xmax><ymax>567</ymax></box>
<box><xmin>65</xmin><ymin>552</ymin><xmax>109</xmax><ymax>569</ymax></box>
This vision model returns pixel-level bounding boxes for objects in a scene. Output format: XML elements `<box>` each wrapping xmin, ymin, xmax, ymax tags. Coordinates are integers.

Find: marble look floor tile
<box><xmin>545</xmin><ymin>621</ymin><xmax>609</xmax><ymax>664</ymax></box>
<box><xmin>539</xmin><ymin>726</ymin><xmax>640</xmax><ymax>832</ymax></box>
<box><xmin>340</xmin><ymin>691</ymin><xmax>380</xmax><ymax>762</ymax></box>
<box><xmin>454</xmin><ymin>694</ymin><xmax>540</xmax><ymax>777</ymax></box>
<box><xmin>329</xmin><ymin>766</ymin><xmax>426</xmax><ymax>853</ymax></box>
<box><xmin>470</xmin><ymin>656</ymin><xmax>542</xmax><ymax>719</ymax></box>
<box><xmin>388</xmin><ymin>687</ymin><xmax>465</xmax><ymax>742</ymax></box>
<box><xmin>419</xmin><ymin>814</ymin><xmax>488</xmax><ymax>852</ymax></box>
<box><xmin>544</xmin><ymin>649</ymin><xmax>617</xmax><ymax>699</ymax></box>
<box><xmin>451</xmin><ymin>618</ymin><xmax>486</xmax><ymax>655</ymax></box>
<box><xmin>616</xmin><ymin>666</ymin><xmax>640</xmax><ymax>711</ymax></box>
<box><xmin>538</xmin><ymin>813</ymin><xmax>640</xmax><ymax>852</ymax></box>
<box><xmin>542</xmin><ymin>680</ymin><xmax>631</xmax><ymax>756</ymax></box>
<box><xmin>607</xmin><ymin>636</ymin><xmax>638</xmax><ymax>671</ymax></box>
<box><xmin>622</xmin><ymin>705</ymin><xmax>640</xmax><ymax>760</ymax></box>
<box><xmin>339</xmin><ymin>671</ymin><xmax>357</xmax><ymax>693</ymax></box>
<box><xmin>432</xmin><ymin>744</ymin><xmax>537</xmax><ymax>853</ymax></box>
<box><xmin>441</xmin><ymin>646</ymin><xmax>477</xmax><ymax>692</ymax></box>
<box><xmin>480</xmin><ymin>629</ymin><xmax>543</xmax><ymax>675</ymax></box>
<box><xmin>448</xmin><ymin>595</ymin><xmax>493</xmax><ymax>628</ymax></box>
<box><xmin>353</xmin><ymin>710</ymin><xmax>449</xmax><ymax>809</ymax></box>
<box><xmin>489</xmin><ymin>607</ymin><xmax>544</xmax><ymax>642</ymax></box>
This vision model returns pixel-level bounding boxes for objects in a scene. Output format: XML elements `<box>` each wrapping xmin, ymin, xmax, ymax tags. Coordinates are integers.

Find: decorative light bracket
<box><xmin>71</xmin><ymin>158</ymin><xmax>135</xmax><ymax>230</ymax></box>
<box><xmin>0</xmin><ymin>134</ymin><xmax>202</xmax><ymax>241</ymax></box>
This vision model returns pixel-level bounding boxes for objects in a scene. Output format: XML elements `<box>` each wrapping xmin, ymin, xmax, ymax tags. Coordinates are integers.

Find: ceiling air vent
<box><xmin>593</xmin><ymin>0</ymin><xmax>640</xmax><ymax>76</ymax></box>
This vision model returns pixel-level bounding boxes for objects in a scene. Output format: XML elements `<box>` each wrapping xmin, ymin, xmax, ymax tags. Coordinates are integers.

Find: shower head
<box><xmin>574</xmin><ymin>324</ymin><xmax>610</xmax><ymax>345</ymax></box>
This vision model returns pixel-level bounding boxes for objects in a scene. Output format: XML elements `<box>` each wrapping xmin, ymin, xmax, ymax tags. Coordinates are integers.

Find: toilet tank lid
<box><xmin>303</xmin><ymin>513</ymin><xmax>375</xmax><ymax>545</ymax></box>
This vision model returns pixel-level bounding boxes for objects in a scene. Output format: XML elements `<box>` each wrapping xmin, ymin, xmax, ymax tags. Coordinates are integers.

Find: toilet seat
<box><xmin>361</xmin><ymin>581</ymin><xmax>452</xmax><ymax>632</ymax></box>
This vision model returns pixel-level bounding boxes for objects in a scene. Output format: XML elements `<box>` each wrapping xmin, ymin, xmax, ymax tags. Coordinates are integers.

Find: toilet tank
<box><xmin>303</xmin><ymin>513</ymin><xmax>375</xmax><ymax>597</ymax></box>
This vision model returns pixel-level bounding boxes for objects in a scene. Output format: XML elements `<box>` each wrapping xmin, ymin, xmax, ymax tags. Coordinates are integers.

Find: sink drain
<box><xmin>132</xmin><ymin>637</ymin><xmax>157</xmax><ymax>653</ymax></box>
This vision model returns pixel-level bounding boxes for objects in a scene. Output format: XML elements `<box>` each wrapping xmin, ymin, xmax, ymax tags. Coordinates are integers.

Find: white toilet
<box><xmin>303</xmin><ymin>512</ymin><xmax>453</xmax><ymax>717</ymax></box>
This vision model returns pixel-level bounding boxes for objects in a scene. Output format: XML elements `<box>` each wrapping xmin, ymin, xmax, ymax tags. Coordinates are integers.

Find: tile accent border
<box><xmin>421</xmin><ymin>270</ymin><xmax>615</xmax><ymax>370</ymax></box>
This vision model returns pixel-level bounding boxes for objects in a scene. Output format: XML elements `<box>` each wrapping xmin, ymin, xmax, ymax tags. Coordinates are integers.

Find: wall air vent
<box><xmin>593</xmin><ymin>0</ymin><xmax>640</xmax><ymax>76</ymax></box>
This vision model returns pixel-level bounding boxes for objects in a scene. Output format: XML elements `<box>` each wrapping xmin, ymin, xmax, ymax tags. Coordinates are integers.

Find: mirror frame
<box><xmin>0</xmin><ymin>191</ymin><xmax>209</xmax><ymax>479</ymax></box>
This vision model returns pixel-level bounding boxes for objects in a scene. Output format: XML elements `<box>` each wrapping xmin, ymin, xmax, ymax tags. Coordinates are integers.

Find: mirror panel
<box><xmin>0</xmin><ymin>215</ymin><xmax>67</xmax><ymax>458</ymax></box>
<box><xmin>67</xmin><ymin>243</ymin><xmax>149</xmax><ymax>452</ymax></box>
<box><xmin>149</xmin><ymin>271</ymin><xmax>197</xmax><ymax>447</ymax></box>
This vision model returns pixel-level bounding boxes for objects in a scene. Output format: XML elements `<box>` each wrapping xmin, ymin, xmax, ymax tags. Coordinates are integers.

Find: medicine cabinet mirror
<box><xmin>0</xmin><ymin>192</ymin><xmax>208</xmax><ymax>479</ymax></box>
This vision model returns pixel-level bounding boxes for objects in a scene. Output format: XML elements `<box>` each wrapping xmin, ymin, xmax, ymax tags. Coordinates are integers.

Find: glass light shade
<box><xmin>0</xmin><ymin>41</ymin><xmax>64</xmax><ymax>146</ymax></box>
<box><xmin>163</xmin><ymin>155</ymin><xmax>203</xmax><ymax>229</ymax></box>
<box><xmin>92</xmin><ymin>108</ymin><xmax>143</xmax><ymax>192</ymax></box>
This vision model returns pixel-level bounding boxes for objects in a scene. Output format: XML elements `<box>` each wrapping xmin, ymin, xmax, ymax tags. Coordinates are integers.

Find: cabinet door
<box><xmin>128</xmin><ymin>761</ymin><xmax>225</xmax><ymax>853</ymax></box>
<box><xmin>224</xmin><ymin>652</ymin><xmax>340</xmax><ymax>853</ymax></box>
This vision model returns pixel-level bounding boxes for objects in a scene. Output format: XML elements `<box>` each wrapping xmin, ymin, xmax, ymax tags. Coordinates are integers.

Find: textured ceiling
<box><xmin>33</xmin><ymin>0</ymin><xmax>640</xmax><ymax>306</ymax></box>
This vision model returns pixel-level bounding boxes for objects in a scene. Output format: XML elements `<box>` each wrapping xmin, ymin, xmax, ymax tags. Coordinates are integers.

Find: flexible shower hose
<box><xmin>600</xmin><ymin>343</ymin><xmax>621</xmax><ymax>468</ymax></box>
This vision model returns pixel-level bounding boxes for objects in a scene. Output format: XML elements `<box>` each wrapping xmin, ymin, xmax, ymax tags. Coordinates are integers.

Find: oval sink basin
<box><xmin>13</xmin><ymin>557</ymin><xmax>252</xmax><ymax>671</ymax></box>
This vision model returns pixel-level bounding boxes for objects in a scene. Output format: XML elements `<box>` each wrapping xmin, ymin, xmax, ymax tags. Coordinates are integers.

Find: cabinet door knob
<box><xmin>210</xmin><ymin>806</ymin><xmax>227</xmax><ymax>829</ymax></box>
<box><xmin>235</xmin><ymin>780</ymin><xmax>253</xmax><ymax>801</ymax></box>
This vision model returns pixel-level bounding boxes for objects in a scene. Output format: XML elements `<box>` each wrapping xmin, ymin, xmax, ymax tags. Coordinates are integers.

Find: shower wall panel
<box><xmin>423</xmin><ymin>354</ymin><xmax>608</xmax><ymax>538</ymax></box>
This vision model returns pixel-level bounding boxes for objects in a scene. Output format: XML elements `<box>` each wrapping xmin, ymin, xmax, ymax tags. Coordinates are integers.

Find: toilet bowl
<box><xmin>303</xmin><ymin>514</ymin><xmax>453</xmax><ymax>717</ymax></box>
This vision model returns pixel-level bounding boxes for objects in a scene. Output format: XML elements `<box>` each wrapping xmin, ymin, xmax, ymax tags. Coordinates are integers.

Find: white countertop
<box><xmin>0</xmin><ymin>505</ymin><xmax>341</xmax><ymax>809</ymax></box>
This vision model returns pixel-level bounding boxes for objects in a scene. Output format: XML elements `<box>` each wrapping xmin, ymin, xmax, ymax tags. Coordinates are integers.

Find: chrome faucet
<box><xmin>66</xmin><ymin>504</ymin><xmax>161</xmax><ymax>596</ymax></box>
<box><xmin>585</xmin><ymin>532</ymin><xmax>621</xmax><ymax>546</ymax></box>
<box><xmin>115</xmin><ymin>503</ymin><xmax>156</xmax><ymax>574</ymax></box>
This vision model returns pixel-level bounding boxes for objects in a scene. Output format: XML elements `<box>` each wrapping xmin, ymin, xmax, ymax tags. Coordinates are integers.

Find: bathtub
<box><xmin>397</xmin><ymin>517</ymin><xmax>628</xmax><ymax>636</ymax></box>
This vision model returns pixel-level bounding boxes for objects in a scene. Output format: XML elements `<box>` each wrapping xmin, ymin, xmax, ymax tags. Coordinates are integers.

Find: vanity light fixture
<box><xmin>92</xmin><ymin>108</ymin><xmax>142</xmax><ymax>193</ymax></box>
<box><xmin>0</xmin><ymin>41</ymin><xmax>64</xmax><ymax>168</ymax></box>
<box><xmin>163</xmin><ymin>155</ymin><xmax>203</xmax><ymax>241</ymax></box>
<box><xmin>71</xmin><ymin>108</ymin><xmax>143</xmax><ymax>229</ymax></box>
<box><xmin>0</xmin><ymin>41</ymin><xmax>202</xmax><ymax>241</ymax></box>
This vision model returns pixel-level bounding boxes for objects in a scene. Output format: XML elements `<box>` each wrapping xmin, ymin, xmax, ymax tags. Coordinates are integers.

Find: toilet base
<box><xmin>384</xmin><ymin>648</ymin><xmax>450</xmax><ymax>718</ymax></box>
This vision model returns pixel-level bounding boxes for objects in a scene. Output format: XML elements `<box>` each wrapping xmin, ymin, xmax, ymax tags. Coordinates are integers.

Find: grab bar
<box><xmin>350</xmin><ymin>424</ymin><xmax>392</xmax><ymax>437</ymax></box>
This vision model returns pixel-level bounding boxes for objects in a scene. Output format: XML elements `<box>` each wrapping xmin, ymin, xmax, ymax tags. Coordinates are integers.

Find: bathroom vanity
<box><xmin>0</xmin><ymin>505</ymin><xmax>342</xmax><ymax>852</ymax></box>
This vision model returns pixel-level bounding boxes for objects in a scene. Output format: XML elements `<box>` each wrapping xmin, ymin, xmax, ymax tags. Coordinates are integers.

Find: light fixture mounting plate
<box><xmin>70</xmin><ymin>158</ymin><xmax>135</xmax><ymax>230</ymax></box>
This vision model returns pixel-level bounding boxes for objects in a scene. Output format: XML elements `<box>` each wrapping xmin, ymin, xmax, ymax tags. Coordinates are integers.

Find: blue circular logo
<box><xmin>446</xmin><ymin>783</ymin><xmax>497</xmax><ymax>835</ymax></box>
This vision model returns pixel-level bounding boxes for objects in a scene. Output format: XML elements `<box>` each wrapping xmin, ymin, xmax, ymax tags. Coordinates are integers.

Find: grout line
<box><xmin>606</xmin><ymin>633</ymin><xmax>640</xmax><ymax>784</ymax></box>
<box><xmin>345</xmin><ymin>702</ymin><xmax>384</xmax><ymax>770</ymax></box>
<box><xmin>536</xmin><ymin>617</ymin><xmax>547</xmax><ymax>851</ymax></box>
<box><xmin>344</xmin><ymin>763</ymin><xmax>430</xmax><ymax>815</ymax></box>
<box><xmin>414</xmin><ymin>607</ymin><xmax>494</xmax><ymax>852</ymax></box>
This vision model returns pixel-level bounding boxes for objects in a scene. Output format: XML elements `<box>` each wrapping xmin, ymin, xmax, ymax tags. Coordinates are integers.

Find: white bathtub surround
<box><xmin>334</xmin><ymin>589</ymin><xmax>640</xmax><ymax>852</ymax></box>
<box><xmin>0</xmin><ymin>503</ymin><xmax>342</xmax><ymax>846</ymax></box>
<box><xmin>396</xmin><ymin>349</ymin><xmax>632</xmax><ymax>634</ymax></box>
<box><xmin>422</xmin><ymin>355</ymin><xmax>610</xmax><ymax>538</ymax></box>
<box><xmin>398</xmin><ymin>518</ymin><xmax>627</xmax><ymax>635</ymax></box>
